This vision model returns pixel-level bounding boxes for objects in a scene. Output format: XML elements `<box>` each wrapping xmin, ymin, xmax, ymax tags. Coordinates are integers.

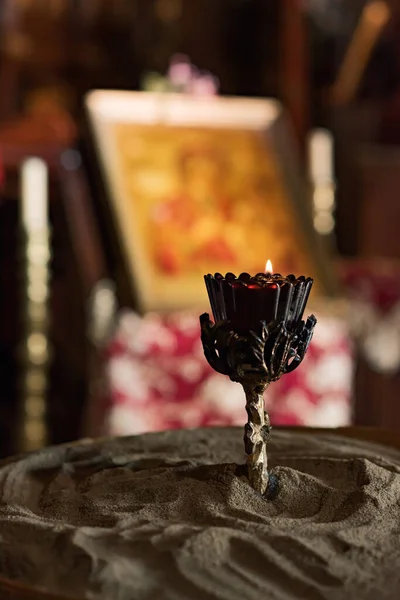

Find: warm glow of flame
<box><xmin>265</xmin><ymin>259</ymin><xmax>273</xmax><ymax>274</ymax></box>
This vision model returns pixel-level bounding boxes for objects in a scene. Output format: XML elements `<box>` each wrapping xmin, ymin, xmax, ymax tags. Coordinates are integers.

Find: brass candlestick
<box><xmin>200</xmin><ymin>272</ymin><xmax>317</xmax><ymax>496</ymax></box>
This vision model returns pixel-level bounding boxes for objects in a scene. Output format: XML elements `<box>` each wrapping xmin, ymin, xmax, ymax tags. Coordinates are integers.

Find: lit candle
<box><xmin>21</xmin><ymin>158</ymin><xmax>48</xmax><ymax>232</ymax></box>
<box><xmin>246</xmin><ymin>260</ymin><xmax>280</xmax><ymax>330</ymax></box>
<box><xmin>204</xmin><ymin>262</ymin><xmax>313</xmax><ymax>334</ymax></box>
<box><xmin>207</xmin><ymin>261</ymin><xmax>281</xmax><ymax>333</ymax></box>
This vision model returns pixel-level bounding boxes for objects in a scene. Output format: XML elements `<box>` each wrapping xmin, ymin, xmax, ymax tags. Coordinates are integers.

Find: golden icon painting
<box><xmin>86</xmin><ymin>91</ymin><xmax>335</xmax><ymax>312</ymax></box>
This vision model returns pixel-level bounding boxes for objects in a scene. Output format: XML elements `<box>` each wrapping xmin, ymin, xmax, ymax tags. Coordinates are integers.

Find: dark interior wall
<box><xmin>0</xmin><ymin>190</ymin><xmax>19</xmax><ymax>456</ymax></box>
<box><xmin>130</xmin><ymin>0</ymin><xmax>279</xmax><ymax>97</ymax></box>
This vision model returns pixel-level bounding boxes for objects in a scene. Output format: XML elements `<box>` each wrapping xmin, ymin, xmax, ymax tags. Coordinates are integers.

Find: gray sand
<box><xmin>0</xmin><ymin>427</ymin><xmax>400</xmax><ymax>599</ymax></box>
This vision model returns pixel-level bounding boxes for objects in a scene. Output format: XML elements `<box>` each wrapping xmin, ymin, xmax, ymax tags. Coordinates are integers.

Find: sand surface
<box><xmin>0</xmin><ymin>427</ymin><xmax>400</xmax><ymax>599</ymax></box>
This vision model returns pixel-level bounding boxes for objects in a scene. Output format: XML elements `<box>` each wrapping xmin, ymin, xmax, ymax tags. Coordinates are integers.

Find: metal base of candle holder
<box><xmin>200</xmin><ymin>313</ymin><xmax>316</xmax><ymax>496</ymax></box>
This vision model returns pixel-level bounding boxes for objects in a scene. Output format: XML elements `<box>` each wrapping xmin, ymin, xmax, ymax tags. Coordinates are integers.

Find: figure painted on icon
<box><xmin>150</xmin><ymin>146</ymin><xmax>242</xmax><ymax>275</ymax></box>
<box><xmin>148</xmin><ymin>140</ymin><xmax>304</xmax><ymax>277</ymax></box>
<box><xmin>109</xmin><ymin>104</ymin><xmax>330</xmax><ymax>309</ymax></box>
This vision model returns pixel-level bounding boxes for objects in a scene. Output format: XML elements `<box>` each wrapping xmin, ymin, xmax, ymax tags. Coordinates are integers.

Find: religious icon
<box><xmin>149</xmin><ymin>144</ymin><xmax>238</xmax><ymax>275</ymax></box>
<box><xmin>86</xmin><ymin>91</ymin><xmax>335</xmax><ymax>311</ymax></box>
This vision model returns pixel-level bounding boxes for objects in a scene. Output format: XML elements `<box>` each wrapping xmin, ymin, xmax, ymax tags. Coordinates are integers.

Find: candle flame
<box><xmin>265</xmin><ymin>259</ymin><xmax>273</xmax><ymax>274</ymax></box>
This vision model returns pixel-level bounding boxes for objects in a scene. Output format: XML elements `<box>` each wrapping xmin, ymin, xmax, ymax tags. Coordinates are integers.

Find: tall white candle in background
<box><xmin>308</xmin><ymin>129</ymin><xmax>334</xmax><ymax>184</ymax></box>
<box><xmin>21</xmin><ymin>158</ymin><xmax>48</xmax><ymax>232</ymax></box>
<box><xmin>308</xmin><ymin>129</ymin><xmax>336</xmax><ymax>236</ymax></box>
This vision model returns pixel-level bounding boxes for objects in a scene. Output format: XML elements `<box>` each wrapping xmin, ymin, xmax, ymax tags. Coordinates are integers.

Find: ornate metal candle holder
<box><xmin>200</xmin><ymin>272</ymin><xmax>316</xmax><ymax>496</ymax></box>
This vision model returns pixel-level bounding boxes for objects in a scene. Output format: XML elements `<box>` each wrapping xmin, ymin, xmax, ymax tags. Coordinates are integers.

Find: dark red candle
<box><xmin>204</xmin><ymin>267</ymin><xmax>313</xmax><ymax>334</ymax></box>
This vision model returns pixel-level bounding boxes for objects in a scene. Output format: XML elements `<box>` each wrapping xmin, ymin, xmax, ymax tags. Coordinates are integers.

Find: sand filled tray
<box><xmin>0</xmin><ymin>427</ymin><xmax>399</xmax><ymax>599</ymax></box>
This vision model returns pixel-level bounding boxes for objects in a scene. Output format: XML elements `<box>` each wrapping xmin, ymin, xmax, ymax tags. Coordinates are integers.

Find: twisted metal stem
<box><xmin>199</xmin><ymin>312</ymin><xmax>316</xmax><ymax>496</ymax></box>
<box><xmin>243</xmin><ymin>382</ymin><xmax>270</xmax><ymax>495</ymax></box>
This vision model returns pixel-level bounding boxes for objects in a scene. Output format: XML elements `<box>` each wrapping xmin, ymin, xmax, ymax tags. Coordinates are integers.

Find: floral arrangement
<box><xmin>141</xmin><ymin>54</ymin><xmax>219</xmax><ymax>96</ymax></box>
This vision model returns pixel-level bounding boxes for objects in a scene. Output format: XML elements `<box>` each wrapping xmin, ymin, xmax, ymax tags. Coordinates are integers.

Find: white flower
<box><xmin>117</xmin><ymin>310</ymin><xmax>143</xmax><ymax>337</ymax></box>
<box><xmin>311</xmin><ymin>315</ymin><xmax>349</xmax><ymax>349</ymax></box>
<box><xmin>107</xmin><ymin>356</ymin><xmax>149</xmax><ymax>404</ymax></box>
<box><xmin>168</xmin><ymin>312</ymin><xmax>200</xmax><ymax>335</ymax></box>
<box><xmin>199</xmin><ymin>374</ymin><xmax>245</xmax><ymax>418</ymax></box>
<box><xmin>306</xmin><ymin>396</ymin><xmax>351</xmax><ymax>427</ymax></box>
<box><xmin>176</xmin><ymin>403</ymin><xmax>204</xmax><ymax>428</ymax></box>
<box><xmin>107</xmin><ymin>405</ymin><xmax>157</xmax><ymax>435</ymax></box>
<box><xmin>283</xmin><ymin>390</ymin><xmax>314</xmax><ymax>422</ymax></box>
<box><xmin>179</xmin><ymin>358</ymin><xmax>204</xmax><ymax>382</ymax></box>
<box><xmin>143</xmin><ymin>363</ymin><xmax>177</xmax><ymax>396</ymax></box>
<box><xmin>305</xmin><ymin>353</ymin><xmax>353</xmax><ymax>394</ymax></box>
<box><xmin>363</xmin><ymin>322</ymin><xmax>400</xmax><ymax>374</ymax></box>
<box><xmin>282</xmin><ymin>390</ymin><xmax>351</xmax><ymax>427</ymax></box>
<box><xmin>116</xmin><ymin>310</ymin><xmax>177</xmax><ymax>355</ymax></box>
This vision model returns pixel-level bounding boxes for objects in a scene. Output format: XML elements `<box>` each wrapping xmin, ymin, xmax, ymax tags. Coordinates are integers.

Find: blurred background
<box><xmin>2</xmin><ymin>0</ymin><xmax>400</xmax><ymax>457</ymax></box>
